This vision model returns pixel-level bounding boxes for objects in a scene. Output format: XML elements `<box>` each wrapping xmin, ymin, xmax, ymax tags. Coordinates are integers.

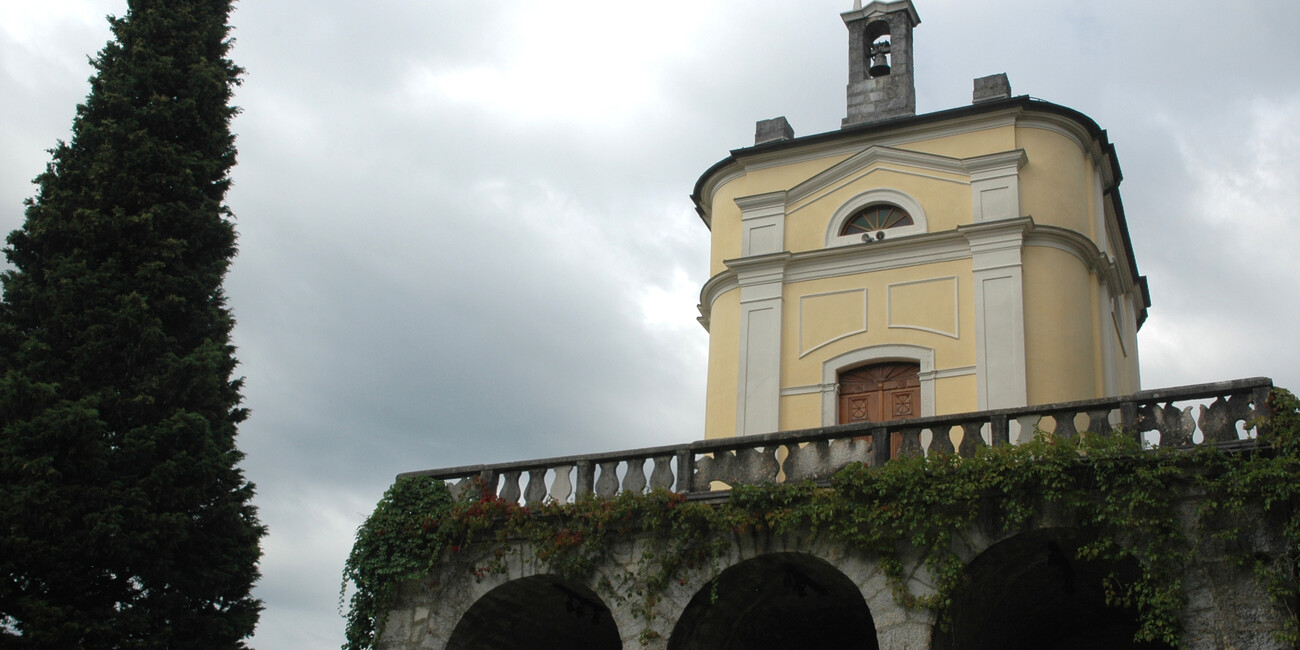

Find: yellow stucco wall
<box><xmin>779</xmin><ymin>260</ymin><xmax>974</xmax><ymax>387</ymax></box>
<box><xmin>1022</xmin><ymin>245</ymin><xmax>1099</xmax><ymax>405</ymax></box>
<box><xmin>894</xmin><ymin>124</ymin><xmax>1017</xmax><ymax>159</ymax></box>
<box><xmin>1016</xmin><ymin>126</ymin><xmax>1094</xmax><ymax>240</ymax></box>
<box><xmin>703</xmin><ymin>288</ymin><xmax>741</xmax><ymax>439</ymax></box>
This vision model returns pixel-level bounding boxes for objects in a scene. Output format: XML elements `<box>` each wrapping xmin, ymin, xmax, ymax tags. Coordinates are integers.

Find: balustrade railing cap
<box><xmin>395</xmin><ymin>377</ymin><xmax>1273</xmax><ymax>481</ymax></box>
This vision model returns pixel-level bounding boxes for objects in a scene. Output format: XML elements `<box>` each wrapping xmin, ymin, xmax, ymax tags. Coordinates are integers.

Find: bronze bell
<box><xmin>868</xmin><ymin>41</ymin><xmax>891</xmax><ymax>77</ymax></box>
<box><xmin>869</xmin><ymin>52</ymin><xmax>891</xmax><ymax>77</ymax></box>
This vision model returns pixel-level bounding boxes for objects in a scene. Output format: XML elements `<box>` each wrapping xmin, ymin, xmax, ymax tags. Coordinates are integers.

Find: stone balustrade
<box><xmin>399</xmin><ymin>378</ymin><xmax>1273</xmax><ymax>505</ymax></box>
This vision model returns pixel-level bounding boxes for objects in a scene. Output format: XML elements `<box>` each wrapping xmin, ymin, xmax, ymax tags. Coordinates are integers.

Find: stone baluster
<box><xmin>871</xmin><ymin>427</ymin><xmax>891</xmax><ymax>466</ymax></box>
<box><xmin>958</xmin><ymin>421</ymin><xmax>986</xmax><ymax>457</ymax></box>
<box><xmin>1120</xmin><ymin>400</ymin><xmax>1140</xmax><ymax>431</ymax></box>
<box><xmin>500</xmin><ymin>470</ymin><xmax>522</xmax><ymax>504</ymax></box>
<box><xmin>595</xmin><ymin>462</ymin><xmax>620</xmax><ymax>499</ymax></box>
<box><xmin>929</xmin><ymin>425</ymin><xmax>956</xmax><ymax>455</ymax></box>
<box><xmin>1086</xmin><ymin>408</ymin><xmax>1113</xmax><ymax>436</ymax></box>
<box><xmin>1198</xmin><ymin>393</ymin><xmax>1254</xmax><ymax>444</ymax></box>
<box><xmin>1050</xmin><ymin>411</ymin><xmax>1079</xmax><ymax>439</ymax></box>
<box><xmin>989</xmin><ymin>415</ymin><xmax>1010</xmax><ymax>447</ymax></box>
<box><xmin>575</xmin><ymin>461</ymin><xmax>595</xmax><ymax>498</ymax></box>
<box><xmin>649</xmin><ymin>456</ymin><xmax>675</xmax><ymax>490</ymax></box>
<box><xmin>623</xmin><ymin>458</ymin><xmax>648</xmax><ymax>495</ymax></box>
<box><xmin>1253</xmin><ymin>385</ymin><xmax>1273</xmax><ymax>438</ymax></box>
<box><xmin>733</xmin><ymin>448</ymin><xmax>777</xmax><ymax>484</ymax></box>
<box><xmin>896</xmin><ymin>427</ymin><xmax>923</xmax><ymax>457</ymax></box>
<box><xmin>551</xmin><ymin>465</ymin><xmax>574</xmax><ymax>503</ymax></box>
<box><xmin>523</xmin><ymin>469</ymin><xmax>548</xmax><ymax>506</ymax></box>
<box><xmin>480</xmin><ymin>470</ymin><xmax>499</xmax><ymax>499</ymax></box>
<box><xmin>676</xmin><ymin>449</ymin><xmax>694</xmax><ymax>493</ymax></box>
<box><xmin>448</xmin><ymin>476</ymin><xmax>475</xmax><ymax>501</ymax></box>
<box><xmin>1153</xmin><ymin>402</ymin><xmax>1195</xmax><ymax>447</ymax></box>
<box><xmin>1014</xmin><ymin>414</ymin><xmax>1043</xmax><ymax>444</ymax></box>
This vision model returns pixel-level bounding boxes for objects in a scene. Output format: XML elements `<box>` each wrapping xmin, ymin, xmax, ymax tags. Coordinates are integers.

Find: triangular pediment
<box><xmin>787</xmin><ymin>145</ymin><xmax>967</xmax><ymax>205</ymax></box>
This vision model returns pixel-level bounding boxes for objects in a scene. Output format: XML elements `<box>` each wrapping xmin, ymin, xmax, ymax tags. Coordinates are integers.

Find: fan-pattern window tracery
<box><xmin>839</xmin><ymin>204</ymin><xmax>914</xmax><ymax>236</ymax></box>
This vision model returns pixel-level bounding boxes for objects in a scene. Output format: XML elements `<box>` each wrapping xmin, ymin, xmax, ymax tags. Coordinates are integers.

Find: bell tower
<box><xmin>692</xmin><ymin>1</ymin><xmax>1148</xmax><ymax>439</ymax></box>
<box><xmin>843</xmin><ymin>0</ymin><xmax>920</xmax><ymax>126</ymax></box>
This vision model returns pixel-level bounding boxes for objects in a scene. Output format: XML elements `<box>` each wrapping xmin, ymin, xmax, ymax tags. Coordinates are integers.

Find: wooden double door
<box><xmin>838</xmin><ymin>362</ymin><xmax>921</xmax><ymax>458</ymax></box>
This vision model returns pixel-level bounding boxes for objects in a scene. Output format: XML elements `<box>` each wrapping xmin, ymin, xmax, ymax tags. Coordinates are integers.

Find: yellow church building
<box><xmin>694</xmin><ymin>0</ymin><xmax>1149</xmax><ymax>440</ymax></box>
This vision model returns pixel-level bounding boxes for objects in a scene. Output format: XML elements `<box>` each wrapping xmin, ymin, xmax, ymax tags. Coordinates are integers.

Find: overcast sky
<box><xmin>2</xmin><ymin>1</ymin><xmax>1298</xmax><ymax>647</ymax></box>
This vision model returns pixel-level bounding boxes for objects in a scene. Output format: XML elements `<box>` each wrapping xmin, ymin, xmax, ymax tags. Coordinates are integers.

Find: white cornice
<box><xmin>734</xmin><ymin>191</ymin><xmax>789</xmax><ymax>223</ymax></box>
<box><xmin>1013</xmin><ymin>112</ymin><xmax>1111</xmax><ymax>168</ymax></box>
<box><xmin>698</xmin><ymin>218</ymin><xmax>1137</xmax><ymax>330</ymax></box>
<box><xmin>962</xmin><ymin>149</ymin><xmax>1028</xmax><ymax>178</ymax></box>
<box><xmin>696</xmin><ymin>163</ymin><xmax>746</xmax><ymax>229</ymax></box>
<box><xmin>843</xmin><ymin>0</ymin><xmax>920</xmax><ymax>25</ymax></box>
<box><xmin>1023</xmin><ymin>225</ymin><xmax>1128</xmax><ymax>296</ymax></box>
<box><xmin>740</xmin><ymin>113</ymin><xmax>1020</xmax><ymax>174</ymax></box>
<box><xmin>785</xmin><ymin>230</ymin><xmax>972</xmax><ymax>284</ymax></box>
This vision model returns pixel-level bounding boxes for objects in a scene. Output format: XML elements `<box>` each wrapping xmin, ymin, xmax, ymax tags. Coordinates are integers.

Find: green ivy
<box><xmin>341</xmin><ymin>389</ymin><xmax>1300</xmax><ymax>650</ymax></box>
<box><xmin>340</xmin><ymin>476</ymin><xmax>458</xmax><ymax>650</ymax></box>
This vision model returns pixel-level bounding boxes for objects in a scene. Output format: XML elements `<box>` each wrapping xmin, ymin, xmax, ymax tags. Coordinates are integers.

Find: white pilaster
<box><xmin>728</xmin><ymin>253</ymin><xmax>791</xmax><ymax>435</ymax></box>
<box><xmin>735</xmin><ymin>191</ymin><xmax>788</xmax><ymax>257</ymax></box>
<box><xmin>960</xmin><ymin>218</ymin><xmax>1030</xmax><ymax>410</ymax></box>
<box><xmin>965</xmin><ymin>149</ymin><xmax>1027</xmax><ymax>223</ymax></box>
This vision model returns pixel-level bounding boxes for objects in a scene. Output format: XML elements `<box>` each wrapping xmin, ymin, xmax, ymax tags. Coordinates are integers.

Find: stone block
<box><xmin>972</xmin><ymin>73</ymin><xmax>1011</xmax><ymax>103</ymax></box>
<box><xmin>754</xmin><ymin>116</ymin><xmax>794</xmax><ymax>145</ymax></box>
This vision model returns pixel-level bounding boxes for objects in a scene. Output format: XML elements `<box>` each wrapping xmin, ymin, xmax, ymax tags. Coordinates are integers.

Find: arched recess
<box><xmin>826</xmin><ymin>188</ymin><xmax>928</xmax><ymax>247</ymax></box>
<box><xmin>668</xmin><ymin>553</ymin><xmax>878</xmax><ymax>650</ymax></box>
<box><xmin>932</xmin><ymin>529</ymin><xmax>1174</xmax><ymax>650</ymax></box>
<box><xmin>446</xmin><ymin>575</ymin><xmax>621</xmax><ymax>650</ymax></box>
<box><xmin>822</xmin><ymin>344</ymin><xmax>936</xmax><ymax>426</ymax></box>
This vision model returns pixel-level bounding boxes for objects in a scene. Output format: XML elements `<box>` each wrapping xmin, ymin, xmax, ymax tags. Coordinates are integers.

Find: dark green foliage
<box><xmin>342</xmin><ymin>477</ymin><xmax>457</xmax><ymax>650</ymax></box>
<box><xmin>0</xmin><ymin>1</ymin><xmax>263</xmax><ymax>646</ymax></box>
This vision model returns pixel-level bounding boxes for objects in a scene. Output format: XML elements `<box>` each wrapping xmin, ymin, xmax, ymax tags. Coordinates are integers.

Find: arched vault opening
<box><xmin>668</xmin><ymin>552</ymin><xmax>878</xmax><ymax>650</ymax></box>
<box><xmin>933</xmin><ymin>529</ymin><xmax>1174</xmax><ymax>650</ymax></box>
<box><xmin>446</xmin><ymin>575</ymin><xmax>620</xmax><ymax>650</ymax></box>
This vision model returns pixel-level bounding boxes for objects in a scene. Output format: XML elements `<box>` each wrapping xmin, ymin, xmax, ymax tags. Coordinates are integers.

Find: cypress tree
<box><xmin>0</xmin><ymin>1</ymin><xmax>264</xmax><ymax>646</ymax></box>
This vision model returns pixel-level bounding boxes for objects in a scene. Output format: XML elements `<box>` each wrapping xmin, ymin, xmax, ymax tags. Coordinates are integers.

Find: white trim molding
<box><xmin>798</xmin><ymin>288</ymin><xmax>869</xmax><ymax>358</ymax></box>
<box><xmin>887</xmin><ymin>276</ymin><xmax>960</xmax><ymax>339</ymax></box>
<box><xmin>819</xmin><ymin>344</ymin><xmax>937</xmax><ymax>426</ymax></box>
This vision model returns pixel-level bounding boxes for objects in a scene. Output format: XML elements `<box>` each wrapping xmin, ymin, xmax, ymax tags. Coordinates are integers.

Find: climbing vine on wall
<box><xmin>341</xmin><ymin>389</ymin><xmax>1300</xmax><ymax>650</ymax></box>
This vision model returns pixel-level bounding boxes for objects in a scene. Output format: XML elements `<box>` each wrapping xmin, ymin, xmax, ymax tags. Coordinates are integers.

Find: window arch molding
<box><xmin>825</xmin><ymin>188</ymin><xmax>928</xmax><ymax>247</ymax></box>
<box><xmin>820</xmin><ymin>344</ymin><xmax>935</xmax><ymax>426</ymax></box>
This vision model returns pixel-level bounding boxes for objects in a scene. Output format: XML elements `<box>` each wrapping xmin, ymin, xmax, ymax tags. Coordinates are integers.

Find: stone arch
<box><xmin>667</xmin><ymin>552</ymin><xmax>878</xmax><ymax>650</ymax></box>
<box><xmin>446</xmin><ymin>574</ymin><xmax>621</xmax><ymax>650</ymax></box>
<box><xmin>933</xmin><ymin>528</ymin><xmax>1173</xmax><ymax>650</ymax></box>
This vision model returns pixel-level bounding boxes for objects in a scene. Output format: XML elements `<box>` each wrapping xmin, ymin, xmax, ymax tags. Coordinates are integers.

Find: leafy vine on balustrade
<box><xmin>341</xmin><ymin>389</ymin><xmax>1300</xmax><ymax>650</ymax></box>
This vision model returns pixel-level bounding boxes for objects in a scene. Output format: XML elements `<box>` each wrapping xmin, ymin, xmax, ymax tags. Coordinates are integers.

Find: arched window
<box><xmin>825</xmin><ymin>188</ymin><xmax>927</xmax><ymax>247</ymax></box>
<box><xmin>839</xmin><ymin>204</ymin><xmax>914</xmax><ymax>237</ymax></box>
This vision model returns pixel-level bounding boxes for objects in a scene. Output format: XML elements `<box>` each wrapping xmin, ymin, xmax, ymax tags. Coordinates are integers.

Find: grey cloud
<box><xmin>4</xmin><ymin>1</ymin><xmax>1299</xmax><ymax>647</ymax></box>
